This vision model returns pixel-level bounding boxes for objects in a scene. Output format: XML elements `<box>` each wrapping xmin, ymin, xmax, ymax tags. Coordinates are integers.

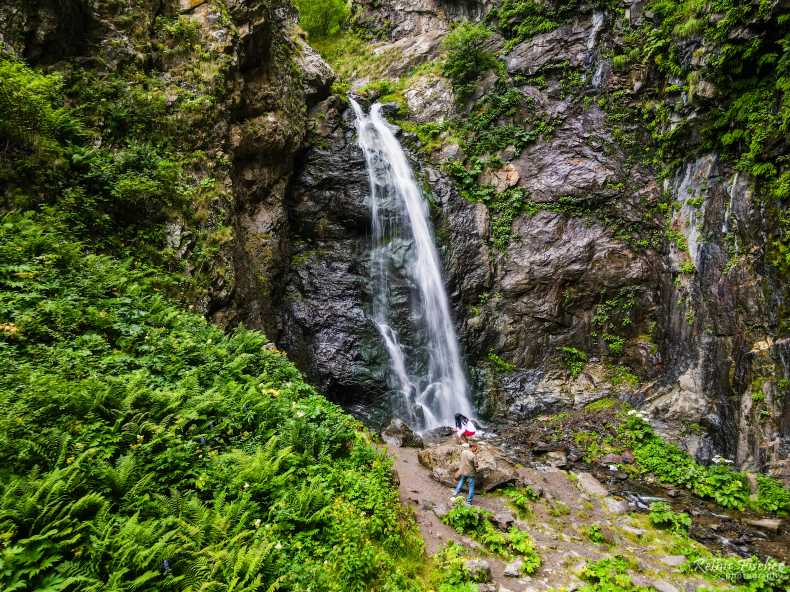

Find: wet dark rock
<box><xmin>506</xmin><ymin>18</ymin><xmax>595</xmax><ymax>76</ymax></box>
<box><xmin>382</xmin><ymin>418</ymin><xmax>424</xmax><ymax>448</ymax></box>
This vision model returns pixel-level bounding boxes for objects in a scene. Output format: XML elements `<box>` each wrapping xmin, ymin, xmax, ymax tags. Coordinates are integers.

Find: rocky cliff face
<box><xmin>270</xmin><ymin>0</ymin><xmax>789</xmax><ymax>483</ymax></box>
<box><xmin>1</xmin><ymin>0</ymin><xmax>336</xmax><ymax>350</ymax></box>
<box><xmin>6</xmin><ymin>0</ymin><xmax>785</xmax><ymax>482</ymax></box>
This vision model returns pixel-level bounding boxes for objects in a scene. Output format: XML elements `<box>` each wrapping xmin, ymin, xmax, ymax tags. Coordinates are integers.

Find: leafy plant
<box><xmin>585</xmin><ymin>524</ymin><xmax>608</xmax><ymax>544</ymax></box>
<box><xmin>559</xmin><ymin>346</ymin><xmax>588</xmax><ymax>378</ymax></box>
<box><xmin>294</xmin><ymin>0</ymin><xmax>350</xmax><ymax>39</ymax></box>
<box><xmin>618</xmin><ymin>415</ymin><xmax>760</xmax><ymax>512</ymax></box>
<box><xmin>0</xmin><ymin>213</ymin><xmax>425</xmax><ymax>591</ymax></box>
<box><xmin>755</xmin><ymin>474</ymin><xmax>790</xmax><ymax>516</ymax></box>
<box><xmin>578</xmin><ymin>556</ymin><xmax>652</xmax><ymax>592</ymax></box>
<box><xmin>648</xmin><ymin>501</ymin><xmax>692</xmax><ymax>534</ymax></box>
<box><xmin>501</xmin><ymin>485</ymin><xmax>540</xmax><ymax>516</ymax></box>
<box><xmin>441</xmin><ymin>502</ymin><xmax>540</xmax><ymax>570</ymax></box>
<box><xmin>442</xmin><ymin>22</ymin><xmax>496</xmax><ymax>100</ymax></box>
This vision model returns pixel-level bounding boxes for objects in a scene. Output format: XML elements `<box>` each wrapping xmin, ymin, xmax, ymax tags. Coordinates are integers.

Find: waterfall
<box><xmin>350</xmin><ymin>99</ymin><xmax>474</xmax><ymax>430</ymax></box>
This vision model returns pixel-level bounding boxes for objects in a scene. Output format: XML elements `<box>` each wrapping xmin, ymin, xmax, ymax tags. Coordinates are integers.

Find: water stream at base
<box><xmin>350</xmin><ymin>99</ymin><xmax>473</xmax><ymax>431</ymax></box>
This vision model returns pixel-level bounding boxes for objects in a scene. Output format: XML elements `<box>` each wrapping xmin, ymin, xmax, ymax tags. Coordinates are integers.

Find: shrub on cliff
<box><xmin>295</xmin><ymin>0</ymin><xmax>350</xmax><ymax>39</ymax></box>
<box><xmin>442</xmin><ymin>22</ymin><xmax>496</xmax><ymax>100</ymax></box>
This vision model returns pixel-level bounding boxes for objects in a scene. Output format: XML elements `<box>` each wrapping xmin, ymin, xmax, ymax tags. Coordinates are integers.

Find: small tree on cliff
<box><xmin>295</xmin><ymin>0</ymin><xmax>350</xmax><ymax>39</ymax></box>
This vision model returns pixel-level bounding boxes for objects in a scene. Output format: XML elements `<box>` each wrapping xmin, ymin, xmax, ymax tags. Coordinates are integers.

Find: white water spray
<box><xmin>350</xmin><ymin>99</ymin><xmax>473</xmax><ymax>430</ymax></box>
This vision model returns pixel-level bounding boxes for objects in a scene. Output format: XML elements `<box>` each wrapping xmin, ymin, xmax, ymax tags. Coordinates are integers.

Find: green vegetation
<box><xmin>608</xmin><ymin>365</ymin><xmax>640</xmax><ymax>389</ymax></box>
<box><xmin>559</xmin><ymin>346</ymin><xmax>588</xmax><ymax>378</ymax></box>
<box><xmin>547</xmin><ymin>500</ymin><xmax>571</xmax><ymax>517</ymax></box>
<box><xmin>690</xmin><ymin>556</ymin><xmax>789</xmax><ymax>592</ymax></box>
<box><xmin>442</xmin><ymin>22</ymin><xmax>496</xmax><ymax>100</ymax></box>
<box><xmin>0</xmin><ymin>42</ymin><xmax>241</xmax><ymax>302</ymax></box>
<box><xmin>585</xmin><ymin>398</ymin><xmax>618</xmax><ymax>412</ymax></box>
<box><xmin>294</xmin><ymin>0</ymin><xmax>350</xmax><ymax>39</ymax></box>
<box><xmin>441</xmin><ymin>502</ymin><xmax>540</xmax><ymax>573</ymax></box>
<box><xmin>0</xmin><ymin>213</ymin><xmax>424</xmax><ymax>591</ymax></box>
<box><xmin>487</xmin><ymin>0</ymin><xmax>614</xmax><ymax>52</ymax></box>
<box><xmin>0</xmin><ymin>16</ymin><xmax>429</xmax><ymax>590</ymax></box>
<box><xmin>486</xmin><ymin>352</ymin><xmax>516</xmax><ymax>373</ymax></box>
<box><xmin>429</xmin><ymin>542</ymin><xmax>480</xmax><ymax>592</ymax></box>
<box><xmin>501</xmin><ymin>485</ymin><xmax>540</xmax><ymax>517</ymax></box>
<box><xmin>577</xmin><ymin>556</ymin><xmax>652</xmax><ymax>592</ymax></box>
<box><xmin>585</xmin><ymin>524</ymin><xmax>608</xmax><ymax>544</ymax></box>
<box><xmin>648</xmin><ymin>502</ymin><xmax>692</xmax><ymax>534</ymax></box>
<box><xmin>619</xmin><ymin>414</ymin><xmax>790</xmax><ymax>514</ymax></box>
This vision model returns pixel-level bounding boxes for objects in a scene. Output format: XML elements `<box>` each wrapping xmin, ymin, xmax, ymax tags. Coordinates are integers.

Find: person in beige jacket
<box><xmin>452</xmin><ymin>441</ymin><xmax>478</xmax><ymax>504</ymax></box>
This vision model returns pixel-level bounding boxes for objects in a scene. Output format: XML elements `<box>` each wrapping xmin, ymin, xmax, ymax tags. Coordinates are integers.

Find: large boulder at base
<box><xmin>381</xmin><ymin>418</ymin><xmax>424</xmax><ymax>448</ymax></box>
<box><xmin>417</xmin><ymin>439</ymin><xmax>518</xmax><ymax>491</ymax></box>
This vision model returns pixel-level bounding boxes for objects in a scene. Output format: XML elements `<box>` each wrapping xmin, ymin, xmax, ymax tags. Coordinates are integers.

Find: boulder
<box><xmin>545</xmin><ymin>450</ymin><xmax>568</xmax><ymax>468</ymax></box>
<box><xmin>432</xmin><ymin>502</ymin><xmax>450</xmax><ymax>520</ymax></box>
<box><xmin>603</xmin><ymin>497</ymin><xmax>629</xmax><ymax>514</ymax></box>
<box><xmin>295</xmin><ymin>37</ymin><xmax>334</xmax><ymax>106</ymax></box>
<box><xmin>503</xmin><ymin>559</ymin><xmax>523</xmax><ymax>577</ymax></box>
<box><xmin>493</xmin><ymin>510</ymin><xmax>516</xmax><ymax>531</ymax></box>
<box><xmin>381</xmin><ymin>418</ymin><xmax>424</xmax><ymax>448</ymax></box>
<box><xmin>659</xmin><ymin>555</ymin><xmax>687</xmax><ymax>567</ymax></box>
<box><xmin>417</xmin><ymin>440</ymin><xmax>519</xmax><ymax>491</ymax></box>
<box><xmin>463</xmin><ymin>559</ymin><xmax>492</xmax><ymax>582</ymax></box>
<box><xmin>745</xmin><ymin>518</ymin><xmax>782</xmax><ymax>532</ymax></box>
<box><xmin>575</xmin><ymin>472</ymin><xmax>608</xmax><ymax>497</ymax></box>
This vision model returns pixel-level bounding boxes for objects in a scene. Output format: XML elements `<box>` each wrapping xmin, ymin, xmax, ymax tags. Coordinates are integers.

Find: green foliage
<box><xmin>680</xmin><ymin>260</ymin><xmax>696</xmax><ymax>274</ymax></box>
<box><xmin>442</xmin><ymin>22</ymin><xmax>496</xmax><ymax>100</ymax></box>
<box><xmin>441</xmin><ymin>503</ymin><xmax>540</xmax><ymax>570</ymax></box>
<box><xmin>690</xmin><ymin>556</ymin><xmax>789</xmax><ymax>592</ymax></box>
<box><xmin>603</xmin><ymin>333</ymin><xmax>625</xmax><ymax>356</ymax></box>
<box><xmin>559</xmin><ymin>347</ymin><xmax>588</xmax><ymax>378</ymax></box>
<box><xmin>488</xmin><ymin>0</ymin><xmax>613</xmax><ymax>51</ymax></box>
<box><xmin>501</xmin><ymin>486</ymin><xmax>540</xmax><ymax>516</ymax></box>
<box><xmin>648</xmin><ymin>502</ymin><xmax>692</xmax><ymax>534</ymax></box>
<box><xmin>430</xmin><ymin>542</ymin><xmax>478</xmax><ymax>592</ymax></box>
<box><xmin>578</xmin><ymin>556</ymin><xmax>652</xmax><ymax>592</ymax></box>
<box><xmin>0</xmin><ymin>52</ymin><xmax>233</xmax><ymax>291</ymax></box>
<box><xmin>608</xmin><ymin>365</ymin><xmax>640</xmax><ymax>388</ymax></box>
<box><xmin>585</xmin><ymin>524</ymin><xmax>607</xmax><ymax>544</ymax></box>
<box><xmin>547</xmin><ymin>500</ymin><xmax>571</xmax><ymax>517</ymax></box>
<box><xmin>294</xmin><ymin>0</ymin><xmax>350</xmax><ymax>39</ymax></box>
<box><xmin>0</xmin><ymin>58</ymin><xmax>83</xmax><ymax>152</ymax></box>
<box><xmin>0</xmin><ymin>212</ymin><xmax>424</xmax><ymax>591</ymax></box>
<box><xmin>585</xmin><ymin>398</ymin><xmax>618</xmax><ymax>413</ymax></box>
<box><xmin>755</xmin><ymin>474</ymin><xmax>790</xmax><ymax>516</ymax></box>
<box><xmin>488</xmin><ymin>0</ymin><xmax>559</xmax><ymax>50</ymax></box>
<box><xmin>486</xmin><ymin>352</ymin><xmax>516</xmax><ymax>373</ymax></box>
<box><xmin>619</xmin><ymin>415</ymin><xmax>754</xmax><ymax>511</ymax></box>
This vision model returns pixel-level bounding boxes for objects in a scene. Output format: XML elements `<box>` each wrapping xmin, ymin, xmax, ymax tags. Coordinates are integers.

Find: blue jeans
<box><xmin>454</xmin><ymin>475</ymin><xmax>476</xmax><ymax>503</ymax></box>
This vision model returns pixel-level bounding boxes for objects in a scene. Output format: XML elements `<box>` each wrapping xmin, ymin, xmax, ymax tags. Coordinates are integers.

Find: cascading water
<box><xmin>350</xmin><ymin>99</ymin><xmax>473</xmax><ymax>430</ymax></box>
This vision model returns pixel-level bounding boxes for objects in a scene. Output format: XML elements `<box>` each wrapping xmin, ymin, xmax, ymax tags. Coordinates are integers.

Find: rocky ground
<box><xmin>387</xmin><ymin>427</ymin><xmax>788</xmax><ymax>591</ymax></box>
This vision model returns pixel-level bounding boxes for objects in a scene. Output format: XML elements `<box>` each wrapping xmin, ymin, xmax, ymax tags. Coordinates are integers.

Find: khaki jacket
<box><xmin>458</xmin><ymin>448</ymin><xmax>477</xmax><ymax>477</ymax></box>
